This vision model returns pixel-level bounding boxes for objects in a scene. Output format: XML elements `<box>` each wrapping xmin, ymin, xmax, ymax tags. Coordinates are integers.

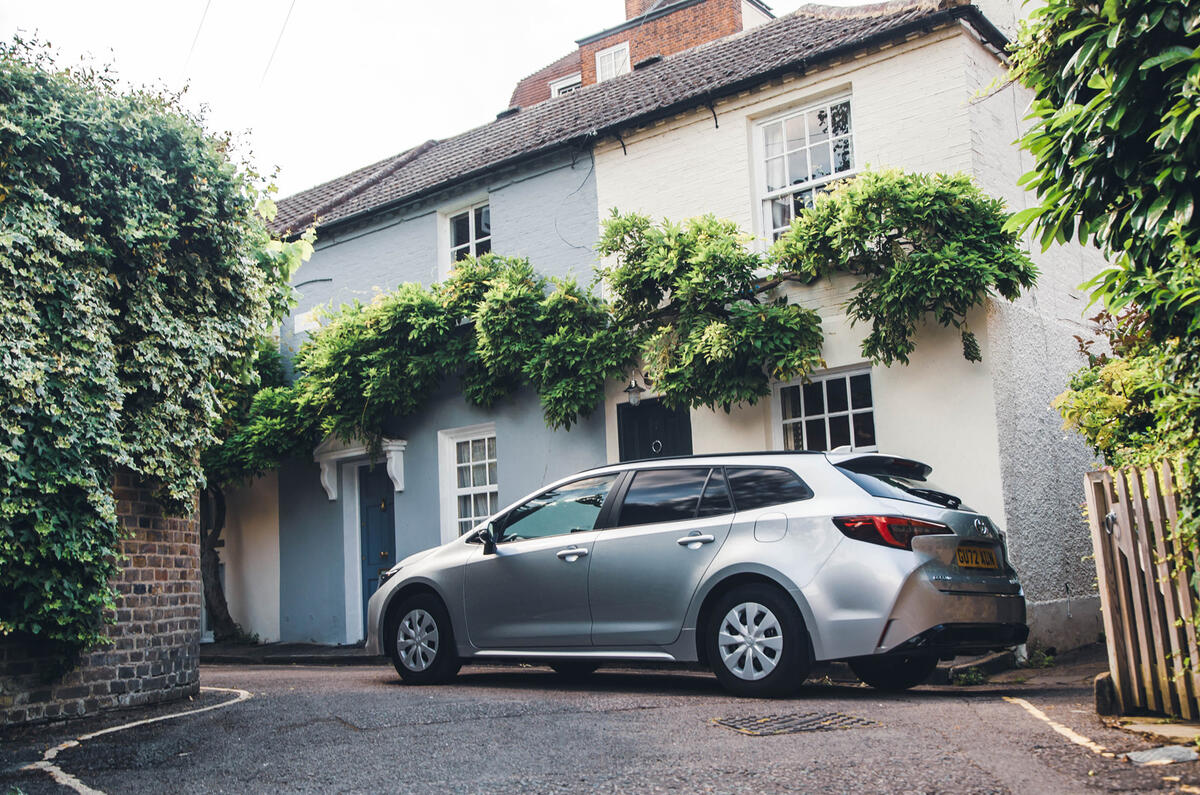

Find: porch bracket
<box><xmin>314</xmin><ymin>435</ymin><xmax>408</xmax><ymax>500</ymax></box>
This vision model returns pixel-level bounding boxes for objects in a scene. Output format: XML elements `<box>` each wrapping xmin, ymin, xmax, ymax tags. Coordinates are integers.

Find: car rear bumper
<box><xmin>888</xmin><ymin>621</ymin><xmax>1029</xmax><ymax>656</ymax></box>
<box><xmin>874</xmin><ymin>572</ymin><xmax>1027</xmax><ymax>655</ymax></box>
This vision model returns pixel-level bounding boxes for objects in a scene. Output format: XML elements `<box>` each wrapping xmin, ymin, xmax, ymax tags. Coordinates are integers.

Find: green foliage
<box><xmin>952</xmin><ymin>666</ymin><xmax>988</xmax><ymax>686</ymax></box>
<box><xmin>771</xmin><ymin>170</ymin><xmax>1038</xmax><ymax>365</ymax></box>
<box><xmin>599</xmin><ymin>213</ymin><xmax>824</xmax><ymax>410</ymax></box>
<box><xmin>0</xmin><ymin>40</ymin><xmax>300</xmax><ymax>658</ymax></box>
<box><xmin>1012</xmin><ymin>0</ymin><xmax>1200</xmax><ymax>539</ymax></box>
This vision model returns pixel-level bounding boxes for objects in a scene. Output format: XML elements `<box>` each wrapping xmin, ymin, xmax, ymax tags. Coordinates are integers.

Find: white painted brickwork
<box><xmin>595</xmin><ymin>21</ymin><xmax>1109</xmax><ymax>641</ymax></box>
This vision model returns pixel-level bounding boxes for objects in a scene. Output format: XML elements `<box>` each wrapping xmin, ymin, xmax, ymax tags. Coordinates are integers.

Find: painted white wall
<box><xmin>592</xmin><ymin>21</ymin><xmax>1108</xmax><ymax>645</ymax></box>
<box><xmin>742</xmin><ymin>1</ymin><xmax>773</xmax><ymax>29</ymax></box>
<box><xmin>220</xmin><ymin>473</ymin><xmax>281</xmax><ymax>642</ymax></box>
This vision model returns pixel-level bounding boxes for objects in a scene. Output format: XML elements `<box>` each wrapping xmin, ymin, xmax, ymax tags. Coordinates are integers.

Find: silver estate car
<box><xmin>365</xmin><ymin>452</ymin><xmax>1027</xmax><ymax>696</ymax></box>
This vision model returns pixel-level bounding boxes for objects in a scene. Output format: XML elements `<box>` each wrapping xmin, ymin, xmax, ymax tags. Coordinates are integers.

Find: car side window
<box><xmin>617</xmin><ymin>468</ymin><xmax>710</xmax><ymax>526</ymax></box>
<box><xmin>697</xmin><ymin>468</ymin><xmax>734</xmax><ymax>518</ymax></box>
<box><xmin>497</xmin><ymin>474</ymin><xmax>618</xmax><ymax>543</ymax></box>
<box><xmin>726</xmin><ymin>466</ymin><xmax>814</xmax><ymax>511</ymax></box>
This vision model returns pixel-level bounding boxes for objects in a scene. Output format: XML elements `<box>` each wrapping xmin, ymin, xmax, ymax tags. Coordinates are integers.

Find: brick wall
<box><xmin>579</xmin><ymin>0</ymin><xmax>743</xmax><ymax>88</ymax></box>
<box><xmin>0</xmin><ymin>471</ymin><xmax>201</xmax><ymax>727</ymax></box>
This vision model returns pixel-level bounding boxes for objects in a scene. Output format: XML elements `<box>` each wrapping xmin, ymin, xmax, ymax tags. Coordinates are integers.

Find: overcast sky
<box><xmin>2</xmin><ymin>1</ymin><xmax>856</xmax><ymax>197</ymax></box>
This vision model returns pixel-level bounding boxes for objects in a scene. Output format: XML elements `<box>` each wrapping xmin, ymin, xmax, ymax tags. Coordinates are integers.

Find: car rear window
<box><xmin>726</xmin><ymin>467</ymin><xmax>814</xmax><ymax>511</ymax></box>
<box><xmin>618</xmin><ymin>468</ymin><xmax>709</xmax><ymax>526</ymax></box>
<box><xmin>836</xmin><ymin>467</ymin><xmax>969</xmax><ymax>511</ymax></box>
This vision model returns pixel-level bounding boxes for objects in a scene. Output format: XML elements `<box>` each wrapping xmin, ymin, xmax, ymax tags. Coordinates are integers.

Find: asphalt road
<box><xmin>3</xmin><ymin>656</ymin><xmax>1198</xmax><ymax>794</ymax></box>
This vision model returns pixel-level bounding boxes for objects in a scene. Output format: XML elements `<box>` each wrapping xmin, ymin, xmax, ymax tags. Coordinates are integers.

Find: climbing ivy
<box><xmin>0</xmin><ymin>40</ymin><xmax>304</xmax><ymax>659</ymax></box>
<box><xmin>771</xmin><ymin>169</ymin><xmax>1038</xmax><ymax>365</ymax></box>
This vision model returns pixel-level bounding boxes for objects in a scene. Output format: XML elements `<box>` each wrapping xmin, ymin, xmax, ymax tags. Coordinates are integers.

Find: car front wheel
<box><xmin>849</xmin><ymin>653</ymin><xmax>938</xmax><ymax>691</ymax></box>
<box><xmin>705</xmin><ymin>584</ymin><xmax>810</xmax><ymax>697</ymax></box>
<box><xmin>387</xmin><ymin>593</ymin><xmax>461</xmax><ymax>685</ymax></box>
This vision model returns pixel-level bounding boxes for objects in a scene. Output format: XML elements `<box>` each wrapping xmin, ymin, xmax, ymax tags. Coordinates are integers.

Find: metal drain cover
<box><xmin>713</xmin><ymin>711</ymin><xmax>879</xmax><ymax>736</ymax></box>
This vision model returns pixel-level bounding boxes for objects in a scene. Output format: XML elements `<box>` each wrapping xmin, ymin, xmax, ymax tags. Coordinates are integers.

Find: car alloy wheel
<box><xmin>718</xmin><ymin>602</ymin><xmax>783</xmax><ymax>681</ymax></box>
<box><xmin>396</xmin><ymin>608</ymin><xmax>439</xmax><ymax>672</ymax></box>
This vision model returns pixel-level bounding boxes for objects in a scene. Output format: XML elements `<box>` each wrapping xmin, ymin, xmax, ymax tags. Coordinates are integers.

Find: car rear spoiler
<box><xmin>826</xmin><ymin>454</ymin><xmax>933</xmax><ymax>481</ymax></box>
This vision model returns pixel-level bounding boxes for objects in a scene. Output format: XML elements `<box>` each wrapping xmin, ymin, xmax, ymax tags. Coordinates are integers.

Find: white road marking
<box><xmin>22</xmin><ymin>685</ymin><xmax>252</xmax><ymax>795</ymax></box>
<box><xmin>1004</xmin><ymin>696</ymin><xmax>1116</xmax><ymax>758</ymax></box>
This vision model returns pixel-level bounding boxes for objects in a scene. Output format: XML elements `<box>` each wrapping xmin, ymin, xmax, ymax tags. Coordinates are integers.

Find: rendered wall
<box><xmin>220</xmin><ymin>473</ymin><xmax>281</xmax><ymax>642</ymax></box>
<box><xmin>592</xmin><ymin>25</ymin><xmax>1102</xmax><ymax>648</ymax></box>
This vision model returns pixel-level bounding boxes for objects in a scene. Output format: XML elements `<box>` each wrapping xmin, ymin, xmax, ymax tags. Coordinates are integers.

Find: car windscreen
<box><xmin>836</xmin><ymin>467</ymin><xmax>970</xmax><ymax>511</ymax></box>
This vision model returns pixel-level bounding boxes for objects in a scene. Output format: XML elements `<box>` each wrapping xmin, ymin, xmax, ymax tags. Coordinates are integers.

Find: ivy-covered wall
<box><xmin>0</xmin><ymin>472</ymin><xmax>200</xmax><ymax>727</ymax></box>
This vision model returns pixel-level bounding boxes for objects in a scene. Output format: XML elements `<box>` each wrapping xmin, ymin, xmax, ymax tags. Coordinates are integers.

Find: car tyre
<box><xmin>549</xmin><ymin>661</ymin><xmax>601</xmax><ymax>680</ymax></box>
<box><xmin>705</xmin><ymin>583</ymin><xmax>810</xmax><ymax>698</ymax></box>
<box><xmin>387</xmin><ymin>593</ymin><xmax>461</xmax><ymax>685</ymax></box>
<box><xmin>849</xmin><ymin>653</ymin><xmax>938</xmax><ymax>691</ymax></box>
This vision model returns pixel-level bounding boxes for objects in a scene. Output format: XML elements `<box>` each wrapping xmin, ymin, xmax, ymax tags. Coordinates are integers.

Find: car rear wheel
<box><xmin>849</xmin><ymin>653</ymin><xmax>938</xmax><ymax>691</ymax></box>
<box><xmin>705</xmin><ymin>584</ymin><xmax>810</xmax><ymax>697</ymax></box>
<box><xmin>387</xmin><ymin>593</ymin><xmax>461</xmax><ymax>685</ymax></box>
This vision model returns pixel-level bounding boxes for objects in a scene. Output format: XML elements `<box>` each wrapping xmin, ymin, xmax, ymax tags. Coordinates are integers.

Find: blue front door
<box><xmin>359</xmin><ymin>465</ymin><xmax>396</xmax><ymax>636</ymax></box>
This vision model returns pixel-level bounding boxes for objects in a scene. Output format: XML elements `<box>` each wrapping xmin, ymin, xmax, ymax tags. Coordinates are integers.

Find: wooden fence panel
<box><xmin>1087</xmin><ymin>462</ymin><xmax>1198</xmax><ymax>718</ymax></box>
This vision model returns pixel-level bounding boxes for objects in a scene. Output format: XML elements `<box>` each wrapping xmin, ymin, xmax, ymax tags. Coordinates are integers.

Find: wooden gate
<box><xmin>1085</xmin><ymin>462</ymin><xmax>1198</xmax><ymax>717</ymax></box>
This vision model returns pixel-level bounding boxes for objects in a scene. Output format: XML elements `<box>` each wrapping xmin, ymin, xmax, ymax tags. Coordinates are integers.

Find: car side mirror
<box><xmin>478</xmin><ymin>524</ymin><xmax>497</xmax><ymax>555</ymax></box>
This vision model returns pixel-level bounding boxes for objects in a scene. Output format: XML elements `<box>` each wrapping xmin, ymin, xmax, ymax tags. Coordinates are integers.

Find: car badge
<box><xmin>974</xmin><ymin>518</ymin><xmax>994</xmax><ymax>538</ymax></box>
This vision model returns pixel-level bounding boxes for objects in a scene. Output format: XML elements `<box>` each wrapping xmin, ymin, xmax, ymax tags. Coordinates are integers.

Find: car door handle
<box><xmin>677</xmin><ymin>533</ymin><xmax>715</xmax><ymax>547</ymax></box>
<box><xmin>556</xmin><ymin>547</ymin><xmax>588</xmax><ymax>561</ymax></box>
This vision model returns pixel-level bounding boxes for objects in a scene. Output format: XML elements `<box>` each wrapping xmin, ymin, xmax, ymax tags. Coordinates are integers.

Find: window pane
<box><xmin>456</xmin><ymin>441</ymin><xmax>470</xmax><ymax>464</ymax></box>
<box><xmin>458</xmin><ymin>495</ymin><xmax>472</xmax><ymax>519</ymax></box>
<box><xmin>788</xmin><ymin>151</ymin><xmax>809</xmax><ymax>185</ymax></box>
<box><xmin>850</xmin><ymin>373</ymin><xmax>873</xmax><ymax>409</ymax></box>
<box><xmin>697</xmin><ymin>469</ymin><xmax>733</xmax><ymax>518</ymax></box>
<box><xmin>489</xmin><ymin>493</ymin><xmax>499</xmax><ymax>514</ymax></box>
<box><xmin>805</xmin><ymin>418</ymin><xmax>827</xmax><ymax>451</ymax></box>
<box><xmin>764</xmin><ymin>122</ymin><xmax>785</xmax><ymax>157</ymax></box>
<box><xmin>780</xmin><ymin>385</ymin><xmax>801</xmax><ymax>421</ymax></box>
<box><xmin>829</xmin><ymin>415</ymin><xmax>851</xmax><ymax>450</ymax></box>
<box><xmin>853</xmin><ymin>411</ymin><xmax>876</xmax><ymax>448</ymax></box>
<box><xmin>802</xmin><ymin>381</ymin><xmax>823</xmax><ymax>416</ymax></box>
<box><xmin>471</xmin><ymin>439</ymin><xmax>485</xmax><ymax>460</ymax></box>
<box><xmin>475</xmin><ymin>205</ymin><xmax>491</xmax><ymax>237</ymax></box>
<box><xmin>618</xmin><ymin>468</ymin><xmax>708</xmax><ymax>526</ymax></box>
<box><xmin>808</xmin><ymin>108</ymin><xmax>830</xmax><ymax>143</ymax></box>
<box><xmin>475</xmin><ymin>238</ymin><xmax>491</xmax><ymax>256</ymax></box>
<box><xmin>830</xmin><ymin>101</ymin><xmax>851</xmax><ymax>136</ymax></box>
<box><xmin>453</xmin><ymin>245</ymin><xmax>471</xmax><ymax>262</ymax></box>
<box><xmin>791</xmin><ymin>189</ymin><xmax>814</xmax><ymax>215</ymax></box>
<box><xmin>766</xmin><ymin>156</ymin><xmax>786</xmax><ymax>192</ymax></box>
<box><xmin>451</xmin><ymin>212</ymin><xmax>470</xmax><ymax>247</ymax></box>
<box><xmin>487</xmin><ymin>462</ymin><xmax>497</xmax><ymax>484</ymax></box>
<box><xmin>784</xmin><ymin>423</ymin><xmax>803</xmax><ymax>451</ymax></box>
<box><xmin>727</xmin><ymin>467</ymin><xmax>813</xmax><ymax>511</ymax></box>
<box><xmin>785</xmin><ymin>115</ymin><xmax>805</xmax><ymax>150</ymax></box>
<box><xmin>474</xmin><ymin>493</ymin><xmax>490</xmax><ymax>518</ymax></box>
<box><xmin>810</xmin><ymin>143</ymin><xmax>832</xmax><ymax>181</ymax></box>
<box><xmin>826</xmin><ymin>378</ymin><xmax>848</xmax><ymax>413</ymax></box>
<box><xmin>501</xmin><ymin>474</ymin><xmax>618</xmax><ymax>541</ymax></box>
<box><xmin>459</xmin><ymin>520</ymin><xmax>473</xmax><ymax>536</ymax></box>
<box><xmin>833</xmin><ymin>137</ymin><xmax>853</xmax><ymax>173</ymax></box>
<box><xmin>770</xmin><ymin>197</ymin><xmax>791</xmax><ymax>231</ymax></box>
<box><xmin>473</xmin><ymin>463</ymin><xmax>487</xmax><ymax>487</ymax></box>
<box><xmin>487</xmin><ymin>437</ymin><xmax>497</xmax><ymax>458</ymax></box>
<box><xmin>457</xmin><ymin>465</ymin><xmax>470</xmax><ymax>489</ymax></box>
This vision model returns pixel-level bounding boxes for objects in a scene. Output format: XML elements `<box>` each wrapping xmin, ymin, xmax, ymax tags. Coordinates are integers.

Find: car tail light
<box><xmin>833</xmin><ymin>515</ymin><xmax>953</xmax><ymax>550</ymax></box>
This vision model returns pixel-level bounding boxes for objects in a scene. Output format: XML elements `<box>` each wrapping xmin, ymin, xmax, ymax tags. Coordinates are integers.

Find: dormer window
<box><xmin>549</xmin><ymin>73</ymin><xmax>583</xmax><ymax>96</ymax></box>
<box><xmin>596</xmin><ymin>42</ymin><xmax>631</xmax><ymax>82</ymax></box>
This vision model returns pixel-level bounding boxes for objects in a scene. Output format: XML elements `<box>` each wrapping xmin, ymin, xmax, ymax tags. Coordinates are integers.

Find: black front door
<box><xmin>617</xmin><ymin>398</ymin><xmax>693</xmax><ymax>462</ymax></box>
<box><xmin>359</xmin><ymin>465</ymin><xmax>396</xmax><ymax>636</ymax></box>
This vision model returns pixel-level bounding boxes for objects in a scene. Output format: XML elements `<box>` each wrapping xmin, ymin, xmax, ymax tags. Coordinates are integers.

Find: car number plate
<box><xmin>956</xmin><ymin>545</ymin><xmax>1000</xmax><ymax>570</ymax></box>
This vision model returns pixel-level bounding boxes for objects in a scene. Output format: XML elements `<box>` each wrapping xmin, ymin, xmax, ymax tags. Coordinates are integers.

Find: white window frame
<box><xmin>438</xmin><ymin>196</ymin><xmax>491</xmax><ymax>280</ymax></box>
<box><xmin>753</xmin><ymin>94</ymin><xmax>857</xmax><ymax>242</ymax></box>
<box><xmin>549</xmin><ymin>72</ymin><xmax>582</xmax><ymax>96</ymax></box>
<box><xmin>595</xmin><ymin>42</ymin><xmax>630</xmax><ymax>83</ymax></box>
<box><xmin>770</xmin><ymin>366</ymin><xmax>877</xmax><ymax>453</ymax></box>
<box><xmin>437</xmin><ymin>423</ymin><xmax>499</xmax><ymax>544</ymax></box>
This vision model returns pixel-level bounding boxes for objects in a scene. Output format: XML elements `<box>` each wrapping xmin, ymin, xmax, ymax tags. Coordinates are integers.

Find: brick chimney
<box><xmin>625</xmin><ymin>0</ymin><xmax>658</xmax><ymax>18</ymax></box>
